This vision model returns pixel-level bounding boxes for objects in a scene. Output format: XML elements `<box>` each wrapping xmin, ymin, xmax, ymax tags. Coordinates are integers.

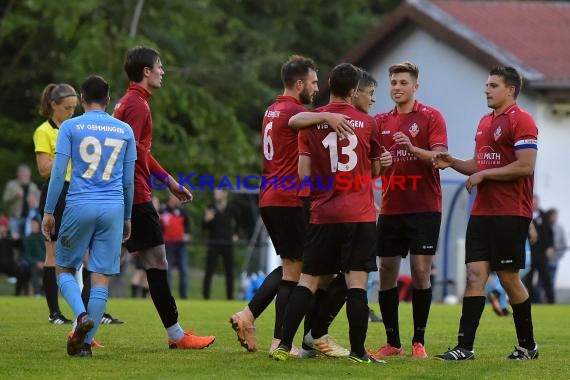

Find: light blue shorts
<box><xmin>56</xmin><ymin>203</ymin><xmax>124</xmax><ymax>275</ymax></box>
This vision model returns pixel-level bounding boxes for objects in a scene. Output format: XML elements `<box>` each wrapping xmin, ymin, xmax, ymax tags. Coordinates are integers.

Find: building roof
<box><xmin>343</xmin><ymin>0</ymin><xmax>570</xmax><ymax>90</ymax></box>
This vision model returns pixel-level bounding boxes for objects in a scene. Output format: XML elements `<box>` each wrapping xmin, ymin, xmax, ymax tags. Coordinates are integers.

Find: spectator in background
<box><xmin>202</xmin><ymin>189</ymin><xmax>239</xmax><ymax>300</ymax></box>
<box><xmin>547</xmin><ymin>208</ymin><xmax>566</xmax><ymax>284</ymax></box>
<box><xmin>2</xmin><ymin>164</ymin><xmax>40</xmax><ymax>238</ymax></box>
<box><xmin>524</xmin><ymin>195</ymin><xmax>555</xmax><ymax>304</ymax></box>
<box><xmin>21</xmin><ymin>217</ymin><xmax>45</xmax><ymax>295</ymax></box>
<box><xmin>1</xmin><ymin>215</ymin><xmax>20</xmax><ymax>290</ymax></box>
<box><xmin>160</xmin><ymin>192</ymin><xmax>191</xmax><ymax>299</ymax></box>
<box><xmin>23</xmin><ymin>191</ymin><xmax>41</xmax><ymax>237</ymax></box>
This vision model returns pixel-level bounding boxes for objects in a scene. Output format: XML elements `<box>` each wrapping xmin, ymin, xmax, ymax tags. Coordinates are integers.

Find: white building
<box><xmin>339</xmin><ymin>0</ymin><xmax>570</xmax><ymax>301</ymax></box>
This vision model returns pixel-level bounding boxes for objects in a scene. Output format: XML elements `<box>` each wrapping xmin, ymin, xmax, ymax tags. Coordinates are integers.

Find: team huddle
<box><xmin>231</xmin><ymin>56</ymin><xmax>539</xmax><ymax>364</ymax></box>
<box><xmin>40</xmin><ymin>48</ymin><xmax>538</xmax><ymax>363</ymax></box>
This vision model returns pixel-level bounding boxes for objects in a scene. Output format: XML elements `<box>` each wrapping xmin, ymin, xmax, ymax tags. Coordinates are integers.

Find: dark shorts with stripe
<box><xmin>260</xmin><ymin>206</ymin><xmax>306</xmax><ymax>261</ymax></box>
<box><xmin>302</xmin><ymin>222</ymin><xmax>377</xmax><ymax>276</ymax></box>
<box><xmin>125</xmin><ymin>202</ymin><xmax>164</xmax><ymax>253</ymax></box>
<box><xmin>377</xmin><ymin>212</ymin><xmax>441</xmax><ymax>257</ymax></box>
<box><xmin>466</xmin><ymin>215</ymin><xmax>531</xmax><ymax>271</ymax></box>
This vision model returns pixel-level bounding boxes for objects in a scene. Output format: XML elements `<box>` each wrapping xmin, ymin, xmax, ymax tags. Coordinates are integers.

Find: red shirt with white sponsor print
<box><xmin>472</xmin><ymin>103</ymin><xmax>537</xmax><ymax>218</ymax></box>
<box><xmin>113</xmin><ymin>83</ymin><xmax>167</xmax><ymax>205</ymax></box>
<box><xmin>298</xmin><ymin>102</ymin><xmax>380</xmax><ymax>224</ymax></box>
<box><xmin>259</xmin><ymin>96</ymin><xmax>306</xmax><ymax>208</ymax></box>
<box><xmin>375</xmin><ymin>100</ymin><xmax>448</xmax><ymax>214</ymax></box>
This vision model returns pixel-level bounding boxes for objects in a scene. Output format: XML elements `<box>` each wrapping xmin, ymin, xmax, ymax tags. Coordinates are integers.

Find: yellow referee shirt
<box><xmin>33</xmin><ymin>120</ymin><xmax>72</xmax><ymax>182</ymax></box>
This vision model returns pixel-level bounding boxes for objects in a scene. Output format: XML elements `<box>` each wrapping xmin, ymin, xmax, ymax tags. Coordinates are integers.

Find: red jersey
<box><xmin>259</xmin><ymin>96</ymin><xmax>306</xmax><ymax>208</ymax></box>
<box><xmin>375</xmin><ymin>101</ymin><xmax>447</xmax><ymax>214</ymax></box>
<box><xmin>113</xmin><ymin>83</ymin><xmax>164</xmax><ymax>205</ymax></box>
<box><xmin>472</xmin><ymin>103</ymin><xmax>537</xmax><ymax>218</ymax></box>
<box><xmin>298</xmin><ymin>102</ymin><xmax>380</xmax><ymax>224</ymax></box>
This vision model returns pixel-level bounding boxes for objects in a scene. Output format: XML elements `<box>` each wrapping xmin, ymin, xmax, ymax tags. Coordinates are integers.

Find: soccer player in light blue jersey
<box><xmin>41</xmin><ymin>75</ymin><xmax>136</xmax><ymax>358</ymax></box>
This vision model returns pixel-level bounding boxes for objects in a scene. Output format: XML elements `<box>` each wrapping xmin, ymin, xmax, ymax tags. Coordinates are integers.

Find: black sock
<box><xmin>142</xmin><ymin>288</ymin><xmax>149</xmax><ymax>298</ymax></box>
<box><xmin>131</xmin><ymin>285</ymin><xmax>140</xmax><ymax>298</ymax></box>
<box><xmin>511</xmin><ymin>298</ymin><xmax>535</xmax><ymax>350</ymax></box>
<box><xmin>280</xmin><ymin>286</ymin><xmax>313</xmax><ymax>349</ymax></box>
<box><xmin>412</xmin><ymin>287</ymin><xmax>432</xmax><ymax>345</ymax></box>
<box><xmin>346</xmin><ymin>288</ymin><xmax>368</xmax><ymax>357</ymax></box>
<box><xmin>248</xmin><ymin>266</ymin><xmax>283</xmax><ymax>319</ymax></box>
<box><xmin>81</xmin><ymin>268</ymin><xmax>91</xmax><ymax>309</ymax></box>
<box><xmin>457</xmin><ymin>296</ymin><xmax>485</xmax><ymax>351</ymax></box>
<box><xmin>274</xmin><ymin>280</ymin><xmax>297</xmax><ymax>339</ymax></box>
<box><xmin>146</xmin><ymin>269</ymin><xmax>178</xmax><ymax>328</ymax></box>
<box><xmin>311</xmin><ymin>274</ymin><xmax>347</xmax><ymax>338</ymax></box>
<box><xmin>303</xmin><ymin>288</ymin><xmax>324</xmax><ymax>338</ymax></box>
<box><xmin>379</xmin><ymin>287</ymin><xmax>400</xmax><ymax>348</ymax></box>
<box><xmin>43</xmin><ymin>266</ymin><xmax>60</xmax><ymax>316</ymax></box>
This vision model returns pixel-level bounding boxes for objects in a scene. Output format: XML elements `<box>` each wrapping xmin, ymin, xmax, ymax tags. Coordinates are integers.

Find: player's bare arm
<box><xmin>289</xmin><ymin>111</ymin><xmax>354</xmax><ymax>137</ymax></box>
<box><xmin>433</xmin><ymin>149</ymin><xmax>477</xmax><ymax>176</ymax></box>
<box><xmin>371</xmin><ymin>159</ymin><xmax>381</xmax><ymax>177</ymax></box>
<box><xmin>469</xmin><ymin>148</ymin><xmax>536</xmax><ymax>184</ymax></box>
<box><xmin>36</xmin><ymin>152</ymin><xmax>53</xmax><ymax>180</ymax></box>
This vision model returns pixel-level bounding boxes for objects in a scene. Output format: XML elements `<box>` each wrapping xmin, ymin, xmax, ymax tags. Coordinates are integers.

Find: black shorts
<box><xmin>39</xmin><ymin>181</ymin><xmax>69</xmax><ymax>240</ymax></box>
<box><xmin>302</xmin><ymin>222</ymin><xmax>377</xmax><ymax>276</ymax></box>
<box><xmin>125</xmin><ymin>202</ymin><xmax>164</xmax><ymax>253</ymax></box>
<box><xmin>377</xmin><ymin>212</ymin><xmax>441</xmax><ymax>257</ymax></box>
<box><xmin>466</xmin><ymin>215</ymin><xmax>531</xmax><ymax>271</ymax></box>
<box><xmin>261</xmin><ymin>206</ymin><xmax>305</xmax><ymax>261</ymax></box>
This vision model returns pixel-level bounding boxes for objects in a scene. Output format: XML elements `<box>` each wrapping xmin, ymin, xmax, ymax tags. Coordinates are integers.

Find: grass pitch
<box><xmin>0</xmin><ymin>297</ymin><xmax>568</xmax><ymax>379</ymax></box>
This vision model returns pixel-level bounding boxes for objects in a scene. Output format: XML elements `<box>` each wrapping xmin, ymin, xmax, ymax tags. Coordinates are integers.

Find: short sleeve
<box><xmin>33</xmin><ymin>126</ymin><xmax>54</xmax><ymax>155</ymax></box>
<box><xmin>513</xmin><ymin>111</ymin><xmax>538</xmax><ymax>150</ymax></box>
<box><xmin>427</xmin><ymin>108</ymin><xmax>448</xmax><ymax>149</ymax></box>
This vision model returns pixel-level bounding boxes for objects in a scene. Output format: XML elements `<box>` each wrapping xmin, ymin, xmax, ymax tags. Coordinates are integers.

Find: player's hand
<box><xmin>122</xmin><ymin>219</ymin><xmax>131</xmax><ymax>243</ymax></box>
<box><xmin>169</xmin><ymin>178</ymin><xmax>193</xmax><ymax>203</ymax></box>
<box><xmin>393</xmin><ymin>132</ymin><xmax>414</xmax><ymax>153</ymax></box>
<box><xmin>432</xmin><ymin>152</ymin><xmax>453</xmax><ymax>169</ymax></box>
<box><xmin>380</xmin><ymin>147</ymin><xmax>392</xmax><ymax>168</ymax></box>
<box><xmin>325</xmin><ymin>113</ymin><xmax>354</xmax><ymax>138</ymax></box>
<box><xmin>465</xmin><ymin>172</ymin><xmax>485</xmax><ymax>193</ymax></box>
<box><xmin>204</xmin><ymin>208</ymin><xmax>215</xmax><ymax>222</ymax></box>
<box><xmin>41</xmin><ymin>214</ymin><xmax>55</xmax><ymax>241</ymax></box>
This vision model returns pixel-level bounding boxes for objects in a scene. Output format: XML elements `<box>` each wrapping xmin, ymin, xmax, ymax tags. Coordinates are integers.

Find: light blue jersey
<box><xmin>45</xmin><ymin>109</ymin><xmax>136</xmax><ymax>274</ymax></box>
<box><xmin>56</xmin><ymin>110</ymin><xmax>136</xmax><ymax>206</ymax></box>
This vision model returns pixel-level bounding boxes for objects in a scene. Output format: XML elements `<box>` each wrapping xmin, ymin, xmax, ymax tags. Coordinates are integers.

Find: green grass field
<box><xmin>1</xmin><ymin>297</ymin><xmax>568</xmax><ymax>379</ymax></box>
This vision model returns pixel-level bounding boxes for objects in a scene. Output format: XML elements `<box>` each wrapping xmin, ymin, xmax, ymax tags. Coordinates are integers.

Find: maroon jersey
<box><xmin>113</xmin><ymin>83</ymin><xmax>164</xmax><ymax>205</ymax></box>
<box><xmin>375</xmin><ymin>100</ymin><xmax>447</xmax><ymax>214</ymax></box>
<box><xmin>298</xmin><ymin>102</ymin><xmax>380</xmax><ymax>224</ymax></box>
<box><xmin>472</xmin><ymin>103</ymin><xmax>537</xmax><ymax>218</ymax></box>
<box><xmin>259</xmin><ymin>96</ymin><xmax>306</xmax><ymax>208</ymax></box>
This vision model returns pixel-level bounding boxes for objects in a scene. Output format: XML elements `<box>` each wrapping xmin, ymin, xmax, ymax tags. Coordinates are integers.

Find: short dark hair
<box><xmin>358</xmin><ymin>68</ymin><xmax>377</xmax><ymax>89</ymax></box>
<box><xmin>124</xmin><ymin>46</ymin><xmax>161</xmax><ymax>83</ymax></box>
<box><xmin>80</xmin><ymin>75</ymin><xmax>109</xmax><ymax>105</ymax></box>
<box><xmin>489</xmin><ymin>66</ymin><xmax>522</xmax><ymax>99</ymax></box>
<box><xmin>388</xmin><ymin>61</ymin><xmax>419</xmax><ymax>80</ymax></box>
<box><xmin>281</xmin><ymin>55</ymin><xmax>317</xmax><ymax>89</ymax></box>
<box><xmin>329</xmin><ymin>63</ymin><xmax>361</xmax><ymax>98</ymax></box>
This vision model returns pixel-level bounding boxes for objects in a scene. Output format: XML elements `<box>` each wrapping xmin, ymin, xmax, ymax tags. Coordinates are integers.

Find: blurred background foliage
<box><xmin>0</xmin><ymin>0</ymin><xmax>399</xmax><ymax>225</ymax></box>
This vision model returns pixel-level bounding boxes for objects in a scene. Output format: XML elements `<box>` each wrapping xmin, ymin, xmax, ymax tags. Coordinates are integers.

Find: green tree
<box><xmin>0</xmin><ymin>0</ymin><xmax>399</xmax><ymax>219</ymax></box>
